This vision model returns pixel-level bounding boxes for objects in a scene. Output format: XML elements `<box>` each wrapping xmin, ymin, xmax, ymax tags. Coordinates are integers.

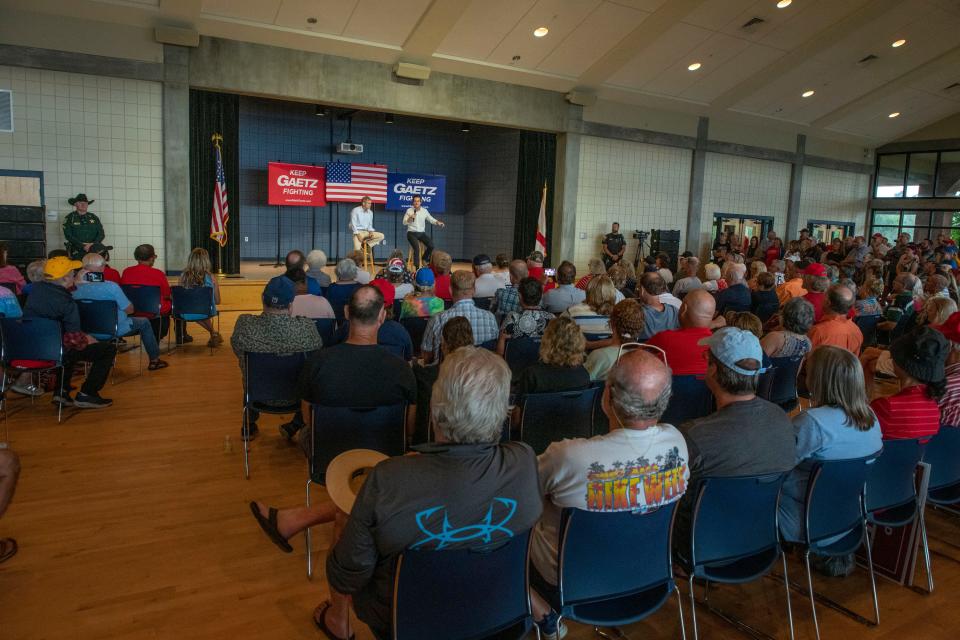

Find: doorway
<box><xmin>712</xmin><ymin>213</ymin><xmax>775</xmax><ymax>253</ymax></box>
<box><xmin>807</xmin><ymin>220</ymin><xmax>855</xmax><ymax>244</ymax></box>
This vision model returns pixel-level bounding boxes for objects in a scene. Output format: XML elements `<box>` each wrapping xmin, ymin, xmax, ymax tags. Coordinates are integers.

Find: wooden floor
<box><xmin>1</xmin><ymin>312</ymin><xmax>959</xmax><ymax>639</ymax></box>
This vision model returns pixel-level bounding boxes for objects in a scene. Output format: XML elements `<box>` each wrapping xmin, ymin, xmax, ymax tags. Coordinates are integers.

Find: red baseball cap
<box><xmin>370</xmin><ymin>278</ymin><xmax>395</xmax><ymax>307</ymax></box>
<box><xmin>934</xmin><ymin>311</ymin><xmax>960</xmax><ymax>344</ymax></box>
<box><xmin>801</xmin><ymin>263</ymin><xmax>827</xmax><ymax>277</ymax></box>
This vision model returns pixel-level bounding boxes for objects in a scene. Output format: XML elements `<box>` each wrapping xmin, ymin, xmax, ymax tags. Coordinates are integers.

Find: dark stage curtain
<box><xmin>512</xmin><ymin>131</ymin><xmax>557</xmax><ymax>266</ymax></box>
<box><xmin>189</xmin><ymin>90</ymin><xmax>240</xmax><ymax>274</ymax></box>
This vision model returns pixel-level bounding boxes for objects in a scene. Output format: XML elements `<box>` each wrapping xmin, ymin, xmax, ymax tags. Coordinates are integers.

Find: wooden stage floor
<box><xmin>1</xmin><ymin>312</ymin><xmax>960</xmax><ymax>638</ymax></box>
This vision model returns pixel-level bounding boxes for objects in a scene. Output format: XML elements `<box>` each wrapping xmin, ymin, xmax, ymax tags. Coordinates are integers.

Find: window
<box><xmin>869</xmin><ymin>209</ymin><xmax>960</xmax><ymax>244</ymax></box>
<box><xmin>875</xmin><ymin>154</ymin><xmax>906</xmax><ymax>197</ymax></box>
<box><xmin>906</xmin><ymin>153</ymin><xmax>936</xmax><ymax>197</ymax></box>
<box><xmin>936</xmin><ymin>151</ymin><xmax>960</xmax><ymax>197</ymax></box>
<box><xmin>876</xmin><ymin>149</ymin><xmax>960</xmax><ymax>198</ymax></box>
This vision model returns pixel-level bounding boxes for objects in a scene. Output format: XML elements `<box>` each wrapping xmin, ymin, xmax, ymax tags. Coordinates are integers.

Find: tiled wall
<box><xmin>700</xmin><ymin>152</ymin><xmax>792</xmax><ymax>255</ymax></box>
<box><xmin>799</xmin><ymin>166</ymin><xmax>869</xmax><ymax>232</ymax></box>
<box><xmin>238</xmin><ymin>97</ymin><xmax>517</xmax><ymax>263</ymax></box>
<box><xmin>573</xmin><ymin>136</ymin><xmax>692</xmax><ymax>270</ymax></box>
<box><xmin>0</xmin><ymin>65</ymin><xmax>164</xmax><ymax>270</ymax></box>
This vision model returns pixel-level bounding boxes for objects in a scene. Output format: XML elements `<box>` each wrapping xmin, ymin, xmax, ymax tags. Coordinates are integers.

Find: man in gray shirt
<box><xmin>542</xmin><ymin>260</ymin><xmax>586</xmax><ymax>314</ymax></box>
<box><xmin>637</xmin><ymin>272</ymin><xmax>679</xmax><ymax>340</ymax></box>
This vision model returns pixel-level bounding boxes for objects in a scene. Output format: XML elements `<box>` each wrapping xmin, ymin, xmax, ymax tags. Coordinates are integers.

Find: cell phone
<box><xmin>84</xmin><ymin>271</ymin><xmax>104</xmax><ymax>282</ymax></box>
<box><xmin>544</xmin><ymin>268</ymin><xmax>556</xmax><ymax>277</ymax></box>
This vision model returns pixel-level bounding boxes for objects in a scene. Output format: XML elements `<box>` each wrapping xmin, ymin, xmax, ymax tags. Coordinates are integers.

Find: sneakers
<box><xmin>10</xmin><ymin>383</ymin><xmax>44</xmax><ymax>397</ymax></box>
<box><xmin>241</xmin><ymin>423</ymin><xmax>260</xmax><ymax>442</ymax></box>
<box><xmin>536</xmin><ymin>612</ymin><xmax>568</xmax><ymax>640</ymax></box>
<box><xmin>74</xmin><ymin>393</ymin><xmax>113</xmax><ymax>409</ymax></box>
<box><xmin>207</xmin><ymin>333</ymin><xmax>224</xmax><ymax>347</ymax></box>
<box><xmin>279</xmin><ymin>421</ymin><xmax>302</xmax><ymax>441</ymax></box>
<box><xmin>52</xmin><ymin>394</ymin><xmax>74</xmax><ymax>407</ymax></box>
<box><xmin>176</xmin><ymin>335</ymin><xmax>194</xmax><ymax>345</ymax></box>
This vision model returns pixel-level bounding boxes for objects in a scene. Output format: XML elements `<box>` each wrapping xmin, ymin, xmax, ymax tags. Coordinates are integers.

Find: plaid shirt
<box><xmin>422</xmin><ymin>299</ymin><xmax>499</xmax><ymax>354</ymax></box>
<box><xmin>491</xmin><ymin>285</ymin><xmax>520</xmax><ymax>319</ymax></box>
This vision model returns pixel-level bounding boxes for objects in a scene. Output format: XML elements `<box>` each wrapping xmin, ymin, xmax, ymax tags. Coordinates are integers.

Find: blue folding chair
<box><xmin>400</xmin><ymin>317</ymin><xmax>429</xmax><ymax>357</ymax></box>
<box><xmin>473</xmin><ymin>296</ymin><xmax>493</xmax><ymax>311</ymax></box>
<box><xmin>678</xmin><ymin>473</ymin><xmax>793</xmax><ymax>640</ymax></box>
<box><xmin>241</xmin><ymin>351</ymin><xmax>311</xmax><ymax>479</ymax></box>
<box><xmin>504</xmin><ymin>336</ymin><xmax>541</xmax><ymax>377</ymax></box>
<box><xmin>798</xmin><ymin>455</ymin><xmax>880</xmax><ymax>640</ymax></box>
<box><xmin>924</xmin><ymin>426</ymin><xmax>960</xmax><ymax>508</ymax></box>
<box><xmin>479</xmin><ymin>339</ymin><xmax>498</xmax><ymax>351</ymax></box>
<box><xmin>765</xmin><ymin>355</ymin><xmax>804</xmax><ymax>412</ymax></box>
<box><xmin>313</xmin><ymin>318</ymin><xmax>336</xmax><ymax>347</ymax></box>
<box><xmin>553</xmin><ymin>502</ymin><xmax>685</xmax><ymax>637</ymax></box>
<box><xmin>305</xmin><ymin>403</ymin><xmax>407</xmax><ymax>577</ymax></box>
<box><xmin>661</xmin><ymin>375</ymin><xmax>713</xmax><ymax>427</ymax></box>
<box><xmin>865</xmin><ymin>438</ymin><xmax>932</xmax><ymax>593</ymax></box>
<box><xmin>393</xmin><ymin>530</ymin><xmax>535</xmax><ymax>640</ymax></box>
<box><xmin>518</xmin><ymin>386</ymin><xmax>600</xmax><ymax>454</ymax></box>
<box><xmin>171</xmin><ymin>286</ymin><xmax>218</xmax><ymax>355</ymax></box>
<box><xmin>854</xmin><ymin>315</ymin><xmax>880</xmax><ymax>350</ymax></box>
<box><xmin>76</xmin><ymin>299</ymin><xmax>143</xmax><ymax>381</ymax></box>
<box><xmin>121</xmin><ymin>284</ymin><xmax>161</xmax><ymax>319</ymax></box>
<box><xmin>573</xmin><ymin>315</ymin><xmax>612</xmax><ymax>341</ymax></box>
<box><xmin>0</xmin><ymin>317</ymin><xmax>66</xmax><ymax>427</ymax></box>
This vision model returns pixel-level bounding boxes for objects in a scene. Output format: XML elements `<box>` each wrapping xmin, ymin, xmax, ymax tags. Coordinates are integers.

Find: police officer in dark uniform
<box><xmin>63</xmin><ymin>193</ymin><xmax>110</xmax><ymax>260</ymax></box>
<box><xmin>601</xmin><ymin>222</ymin><xmax>626</xmax><ymax>269</ymax></box>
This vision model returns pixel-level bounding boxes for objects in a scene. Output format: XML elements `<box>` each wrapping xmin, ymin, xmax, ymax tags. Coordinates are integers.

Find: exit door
<box><xmin>713</xmin><ymin>213</ymin><xmax>775</xmax><ymax>252</ymax></box>
<box><xmin>807</xmin><ymin>220</ymin><xmax>855</xmax><ymax>244</ymax></box>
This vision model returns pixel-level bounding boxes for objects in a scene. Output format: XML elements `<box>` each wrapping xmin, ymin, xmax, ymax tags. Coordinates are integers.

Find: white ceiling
<box><xmin>14</xmin><ymin>0</ymin><xmax>960</xmax><ymax>144</ymax></box>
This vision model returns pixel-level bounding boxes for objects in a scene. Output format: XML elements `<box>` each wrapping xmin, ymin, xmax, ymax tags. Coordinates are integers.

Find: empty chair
<box><xmin>551</xmin><ymin>503</ymin><xmax>685</xmax><ymax>635</ymax></box>
<box><xmin>393</xmin><ymin>530</ymin><xmax>535</xmax><ymax>640</ymax></box>
<box><xmin>797</xmin><ymin>456</ymin><xmax>879</xmax><ymax>640</ymax></box>
<box><xmin>865</xmin><ymin>438</ymin><xmax>932</xmax><ymax>592</ymax></box>
<box><xmin>676</xmin><ymin>473</ymin><xmax>793</xmax><ymax>640</ymax></box>
<box><xmin>0</xmin><ymin>317</ymin><xmax>66</xmax><ymax>425</ymax></box>
<box><xmin>504</xmin><ymin>336</ymin><xmax>541</xmax><ymax>377</ymax></box>
<box><xmin>661</xmin><ymin>375</ymin><xmax>713</xmax><ymax>426</ymax></box>
<box><xmin>518</xmin><ymin>386</ymin><xmax>601</xmax><ymax>454</ymax></box>
<box><xmin>924</xmin><ymin>426</ymin><xmax>960</xmax><ymax>507</ymax></box>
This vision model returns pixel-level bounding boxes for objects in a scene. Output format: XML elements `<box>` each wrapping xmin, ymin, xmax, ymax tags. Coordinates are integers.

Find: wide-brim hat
<box><xmin>326</xmin><ymin>449</ymin><xmax>388</xmax><ymax>513</ymax></box>
<box><xmin>68</xmin><ymin>193</ymin><xmax>94</xmax><ymax>205</ymax></box>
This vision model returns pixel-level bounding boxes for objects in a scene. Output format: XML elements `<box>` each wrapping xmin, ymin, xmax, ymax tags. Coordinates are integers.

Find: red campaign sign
<box><xmin>267</xmin><ymin>162</ymin><xmax>327</xmax><ymax>206</ymax></box>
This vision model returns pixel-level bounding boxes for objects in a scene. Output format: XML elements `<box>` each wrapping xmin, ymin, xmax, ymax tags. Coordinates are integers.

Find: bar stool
<box><xmin>406</xmin><ymin>245</ymin><xmax>424</xmax><ymax>272</ymax></box>
<box><xmin>359</xmin><ymin>237</ymin><xmax>374</xmax><ymax>273</ymax></box>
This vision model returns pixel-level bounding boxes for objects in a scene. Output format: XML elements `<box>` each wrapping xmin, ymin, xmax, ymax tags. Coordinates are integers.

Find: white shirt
<box><xmin>393</xmin><ymin>282</ymin><xmax>414</xmax><ymax>298</ymax></box>
<box><xmin>659</xmin><ymin>292</ymin><xmax>682</xmax><ymax>310</ymax></box>
<box><xmin>657</xmin><ymin>267</ymin><xmax>674</xmax><ymax>285</ymax></box>
<box><xmin>403</xmin><ymin>207</ymin><xmax>438</xmax><ymax>233</ymax></box>
<box><xmin>355</xmin><ymin>270</ymin><xmax>372</xmax><ymax>285</ymax></box>
<box><xmin>349</xmin><ymin>206</ymin><xmax>375</xmax><ymax>233</ymax></box>
<box><xmin>474</xmin><ymin>272</ymin><xmax>506</xmax><ymax>298</ymax></box>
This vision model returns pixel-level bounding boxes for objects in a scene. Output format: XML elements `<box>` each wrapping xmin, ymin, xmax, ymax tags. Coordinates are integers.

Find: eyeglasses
<box><xmin>616</xmin><ymin>342</ymin><xmax>667</xmax><ymax>364</ymax></box>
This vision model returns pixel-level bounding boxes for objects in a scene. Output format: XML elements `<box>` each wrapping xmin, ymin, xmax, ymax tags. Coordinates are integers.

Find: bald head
<box><xmin>680</xmin><ymin>289</ymin><xmax>716</xmax><ymax>329</ymax></box>
<box><xmin>825</xmin><ymin>284</ymin><xmax>854</xmax><ymax>316</ymax></box>
<box><xmin>605</xmin><ymin>350</ymin><xmax>673</xmax><ymax>428</ymax></box>
<box><xmin>508</xmin><ymin>259</ymin><xmax>528</xmax><ymax>284</ymax></box>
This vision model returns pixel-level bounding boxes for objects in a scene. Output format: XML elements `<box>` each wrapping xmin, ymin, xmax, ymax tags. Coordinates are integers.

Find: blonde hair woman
<box><xmin>515</xmin><ymin>316</ymin><xmax>590</xmax><ymax>395</ymax></box>
<box><xmin>747</xmin><ymin>261</ymin><xmax>767</xmax><ymax>291</ymax></box>
<box><xmin>179</xmin><ymin>247</ymin><xmax>222</xmax><ymax>346</ymax></box>
<box><xmin>922</xmin><ymin>296</ymin><xmax>958</xmax><ymax>327</ymax></box>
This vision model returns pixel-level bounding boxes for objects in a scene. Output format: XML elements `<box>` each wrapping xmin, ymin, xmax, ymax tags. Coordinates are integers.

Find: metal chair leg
<box><xmin>242</xmin><ymin>407</ymin><xmax>250</xmax><ymax>480</ymax></box>
<box><xmin>917</xmin><ymin>508</ymin><xmax>935</xmax><ymax>593</ymax></box>
<box><xmin>675</xmin><ymin>584</ymin><xmax>687</xmax><ymax>640</ymax></box>
<box><xmin>688</xmin><ymin>574</ymin><xmax>699</xmax><ymax>640</ymax></box>
<box><xmin>862</xmin><ymin>521</ymin><xmax>881</xmax><ymax>626</ymax></box>
<box><xmin>782</xmin><ymin>552</ymin><xmax>795</xmax><ymax>640</ymax></box>
<box><xmin>0</xmin><ymin>370</ymin><xmax>7</xmax><ymax>444</ymax></box>
<box><xmin>804</xmin><ymin>551</ymin><xmax>821</xmax><ymax>640</ymax></box>
<box><xmin>306</xmin><ymin>478</ymin><xmax>313</xmax><ymax>579</ymax></box>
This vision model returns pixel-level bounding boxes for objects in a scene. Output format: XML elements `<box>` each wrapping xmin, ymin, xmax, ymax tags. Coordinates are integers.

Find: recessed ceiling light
<box><xmin>688</xmin><ymin>62</ymin><xmax>702</xmax><ymax>71</ymax></box>
<box><xmin>776</xmin><ymin>0</ymin><xmax>792</xmax><ymax>8</ymax></box>
<box><xmin>888</xmin><ymin>112</ymin><xmax>901</xmax><ymax>118</ymax></box>
<box><xmin>533</xmin><ymin>27</ymin><xmax>549</xmax><ymax>38</ymax></box>
<box><xmin>892</xmin><ymin>39</ymin><xmax>907</xmax><ymax>48</ymax></box>
<box><xmin>802</xmin><ymin>90</ymin><xmax>815</xmax><ymax>98</ymax></box>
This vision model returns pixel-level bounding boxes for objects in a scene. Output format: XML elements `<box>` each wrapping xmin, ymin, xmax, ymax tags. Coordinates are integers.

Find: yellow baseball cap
<box><xmin>44</xmin><ymin>256</ymin><xmax>83</xmax><ymax>279</ymax></box>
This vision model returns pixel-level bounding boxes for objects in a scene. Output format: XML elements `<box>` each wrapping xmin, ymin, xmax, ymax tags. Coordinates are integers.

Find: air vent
<box><xmin>857</xmin><ymin>54</ymin><xmax>878</xmax><ymax>66</ymax></box>
<box><xmin>0</xmin><ymin>91</ymin><xmax>11</xmax><ymax>133</ymax></box>
<box><xmin>943</xmin><ymin>82</ymin><xmax>960</xmax><ymax>94</ymax></box>
<box><xmin>742</xmin><ymin>16</ymin><xmax>765</xmax><ymax>29</ymax></box>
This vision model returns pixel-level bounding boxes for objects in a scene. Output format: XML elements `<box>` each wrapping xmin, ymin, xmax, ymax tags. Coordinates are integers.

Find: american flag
<box><xmin>325</xmin><ymin>162</ymin><xmax>388</xmax><ymax>203</ymax></box>
<box><xmin>209</xmin><ymin>138</ymin><xmax>229</xmax><ymax>247</ymax></box>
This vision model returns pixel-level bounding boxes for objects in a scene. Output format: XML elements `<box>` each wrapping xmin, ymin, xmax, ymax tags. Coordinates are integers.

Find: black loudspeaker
<box><xmin>0</xmin><ymin>206</ymin><xmax>47</xmax><ymax>271</ymax></box>
<box><xmin>650</xmin><ymin>229</ymin><xmax>681</xmax><ymax>272</ymax></box>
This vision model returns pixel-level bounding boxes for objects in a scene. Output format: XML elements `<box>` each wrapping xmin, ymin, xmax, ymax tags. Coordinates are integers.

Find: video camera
<box><xmin>632</xmin><ymin>230</ymin><xmax>649</xmax><ymax>241</ymax></box>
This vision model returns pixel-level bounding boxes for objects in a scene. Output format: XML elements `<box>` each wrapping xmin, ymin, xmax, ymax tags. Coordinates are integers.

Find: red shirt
<box><xmin>646</xmin><ymin>327</ymin><xmax>712</xmax><ymax>375</ymax></box>
<box><xmin>528</xmin><ymin>266</ymin><xmax>545</xmax><ymax>283</ymax></box>
<box><xmin>434</xmin><ymin>273</ymin><xmax>452</xmax><ymax>301</ymax></box>
<box><xmin>805</xmin><ymin>291</ymin><xmax>826</xmax><ymax>322</ymax></box>
<box><xmin>871</xmin><ymin>385</ymin><xmax>942</xmax><ymax>441</ymax></box>
<box><xmin>103</xmin><ymin>265</ymin><xmax>121</xmax><ymax>284</ymax></box>
<box><xmin>575</xmin><ymin>274</ymin><xmax>594</xmax><ymax>290</ymax></box>
<box><xmin>120</xmin><ymin>263</ymin><xmax>172</xmax><ymax>314</ymax></box>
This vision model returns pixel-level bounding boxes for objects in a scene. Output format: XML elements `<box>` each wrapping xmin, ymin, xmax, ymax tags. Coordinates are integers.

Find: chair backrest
<box><xmin>473</xmin><ymin>296</ymin><xmax>493</xmax><ymax>310</ymax></box>
<box><xmin>310</xmin><ymin>403</ymin><xmax>406</xmax><ymax>483</ymax></box>
<box><xmin>854</xmin><ymin>314</ymin><xmax>879</xmax><ymax>349</ymax></box>
<box><xmin>171</xmin><ymin>286</ymin><xmax>214</xmax><ymax>318</ymax></box>
<box><xmin>479</xmin><ymin>338</ymin><xmax>497</xmax><ymax>351</ymax></box>
<box><xmin>804</xmin><ymin>455</ymin><xmax>875</xmax><ymax>545</ymax></box>
<box><xmin>519</xmin><ymin>386</ymin><xmax>600</xmax><ymax>454</ymax></box>
<box><xmin>381</xmin><ymin>342</ymin><xmax>408</xmax><ymax>360</ymax></box>
<box><xmin>392</xmin><ymin>299</ymin><xmax>402</xmax><ymax>319</ymax></box>
<box><xmin>504</xmin><ymin>336</ymin><xmax>541</xmax><ymax>377</ymax></box>
<box><xmin>393</xmin><ymin>530</ymin><xmax>533</xmax><ymax>640</ymax></box>
<box><xmin>76</xmin><ymin>299</ymin><xmax>119</xmax><ymax>340</ymax></box>
<box><xmin>924</xmin><ymin>426</ymin><xmax>960</xmax><ymax>492</ymax></box>
<box><xmin>244</xmin><ymin>352</ymin><xmax>309</xmax><ymax>406</ymax></box>
<box><xmin>573</xmin><ymin>315</ymin><xmax>611</xmax><ymax>341</ymax></box>
<box><xmin>558</xmin><ymin>502</ymin><xmax>677</xmax><ymax>607</ymax></box>
<box><xmin>313</xmin><ymin>318</ymin><xmax>337</xmax><ymax>346</ymax></box>
<box><xmin>661</xmin><ymin>375</ymin><xmax>713</xmax><ymax>426</ymax></box>
<box><xmin>121</xmin><ymin>284</ymin><xmax>162</xmax><ymax>318</ymax></box>
<box><xmin>0</xmin><ymin>281</ymin><xmax>17</xmax><ymax>295</ymax></box>
<box><xmin>400</xmin><ymin>317</ymin><xmax>429</xmax><ymax>354</ymax></box>
<box><xmin>0</xmin><ymin>316</ymin><xmax>63</xmax><ymax>365</ymax></box>
<box><xmin>756</xmin><ymin>366</ymin><xmax>776</xmax><ymax>402</ymax></box>
<box><xmin>766</xmin><ymin>355</ymin><xmax>804</xmax><ymax>408</ymax></box>
<box><xmin>865</xmin><ymin>439</ymin><xmax>922</xmax><ymax>514</ymax></box>
<box><xmin>689</xmin><ymin>473</ymin><xmax>785</xmax><ymax>567</ymax></box>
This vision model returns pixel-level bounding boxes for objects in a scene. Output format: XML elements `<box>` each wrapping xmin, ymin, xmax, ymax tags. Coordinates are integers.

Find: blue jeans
<box><xmin>130</xmin><ymin>317</ymin><xmax>160</xmax><ymax>360</ymax></box>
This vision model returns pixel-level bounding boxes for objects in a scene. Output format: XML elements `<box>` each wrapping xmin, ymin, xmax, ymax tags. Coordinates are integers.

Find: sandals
<box><xmin>0</xmin><ymin>538</ymin><xmax>17</xmax><ymax>564</ymax></box>
<box><xmin>248</xmin><ymin>501</ymin><xmax>293</xmax><ymax>553</ymax></box>
<box><xmin>147</xmin><ymin>359</ymin><xmax>169</xmax><ymax>371</ymax></box>
<box><xmin>313</xmin><ymin>602</ymin><xmax>355</xmax><ymax>640</ymax></box>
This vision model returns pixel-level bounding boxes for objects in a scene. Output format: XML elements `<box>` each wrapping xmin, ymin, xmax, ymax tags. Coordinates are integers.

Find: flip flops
<box><xmin>248</xmin><ymin>501</ymin><xmax>293</xmax><ymax>553</ymax></box>
<box><xmin>0</xmin><ymin>538</ymin><xmax>17</xmax><ymax>564</ymax></box>
<box><xmin>313</xmin><ymin>602</ymin><xmax>355</xmax><ymax>640</ymax></box>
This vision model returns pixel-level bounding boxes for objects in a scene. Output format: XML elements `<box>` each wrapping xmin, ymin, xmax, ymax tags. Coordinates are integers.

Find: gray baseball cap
<box><xmin>698</xmin><ymin>327</ymin><xmax>765</xmax><ymax>376</ymax></box>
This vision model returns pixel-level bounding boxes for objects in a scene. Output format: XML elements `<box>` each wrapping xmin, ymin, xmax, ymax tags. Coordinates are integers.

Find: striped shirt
<box><xmin>871</xmin><ymin>384</ymin><xmax>942</xmax><ymax>441</ymax></box>
<box><xmin>940</xmin><ymin>363</ymin><xmax>960</xmax><ymax>428</ymax></box>
<box><xmin>421</xmin><ymin>299</ymin><xmax>499</xmax><ymax>354</ymax></box>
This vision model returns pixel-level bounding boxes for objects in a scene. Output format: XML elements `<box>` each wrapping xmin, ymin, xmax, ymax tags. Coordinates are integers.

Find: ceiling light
<box><xmin>688</xmin><ymin>62</ymin><xmax>702</xmax><ymax>71</ymax></box>
<box><xmin>892</xmin><ymin>39</ymin><xmax>906</xmax><ymax>48</ymax></box>
<box><xmin>385</xmin><ymin>113</ymin><xmax>394</xmax><ymax>124</ymax></box>
<box><xmin>461</xmin><ymin>122</ymin><xmax>471</xmax><ymax>132</ymax></box>
<box><xmin>533</xmin><ymin>27</ymin><xmax>549</xmax><ymax>38</ymax></box>
<box><xmin>802</xmin><ymin>90</ymin><xmax>815</xmax><ymax>98</ymax></box>
<box><xmin>314</xmin><ymin>105</ymin><xmax>327</xmax><ymax>117</ymax></box>
<box><xmin>776</xmin><ymin>0</ymin><xmax>792</xmax><ymax>7</ymax></box>
<box><xmin>888</xmin><ymin>112</ymin><xmax>900</xmax><ymax>118</ymax></box>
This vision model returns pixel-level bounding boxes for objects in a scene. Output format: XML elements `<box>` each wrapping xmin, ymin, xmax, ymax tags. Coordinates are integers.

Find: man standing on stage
<box><xmin>602</xmin><ymin>222</ymin><xmax>626</xmax><ymax>269</ymax></box>
<box><xmin>403</xmin><ymin>195</ymin><xmax>444</xmax><ymax>263</ymax></box>
<box><xmin>63</xmin><ymin>193</ymin><xmax>109</xmax><ymax>260</ymax></box>
<box><xmin>349</xmin><ymin>196</ymin><xmax>385</xmax><ymax>254</ymax></box>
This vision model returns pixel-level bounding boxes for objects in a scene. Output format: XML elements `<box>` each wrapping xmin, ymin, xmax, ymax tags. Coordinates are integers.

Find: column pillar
<box><xmin>786</xmin><ymin>134</ymin><xmax>806</xmax><ymax>238</ymax></box>
<box><xmin>685</xmin><ymin>116</ymin><xmax>709</xmax><ymax>255</ymax></box>
<box><xmin>162</xmin><ymin>44</ymin><xmax>190</xmax><ymax>274</ymax></box>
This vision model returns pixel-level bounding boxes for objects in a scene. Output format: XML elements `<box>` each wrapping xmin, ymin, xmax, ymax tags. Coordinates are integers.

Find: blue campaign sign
<box><xmin>387</xmin><ymin>173</ymin><xmax>446</xmax><ymax>212</ymax></box>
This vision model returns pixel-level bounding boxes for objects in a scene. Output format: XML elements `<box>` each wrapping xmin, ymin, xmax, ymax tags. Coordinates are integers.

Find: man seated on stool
<box><xmin>74</xmin><ymin>253</ymin><xmax>169</xmax><ymax>371</ymax></box>
<box><xmin>349</xmin><ymin>196</ymin><xmax>385</xmax><ymax>256</ymax></box>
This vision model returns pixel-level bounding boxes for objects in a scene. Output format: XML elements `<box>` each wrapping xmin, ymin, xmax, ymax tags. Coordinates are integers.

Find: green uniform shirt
<box><xmin>63</xmin><ymin>210</ymin><xmax>105</xmax><ymax>257</ymax></box>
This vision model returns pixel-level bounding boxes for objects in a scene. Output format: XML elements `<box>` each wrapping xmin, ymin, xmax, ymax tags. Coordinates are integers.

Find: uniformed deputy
<box><xmin>601</xmin><ymin>222</ymin><xmax>626</xmax><ymax>269</ymax></box>
<box><xmin>63</xmin><ymin>193</ymin><xmax>110</xmax><ymax>260</ymax></box>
